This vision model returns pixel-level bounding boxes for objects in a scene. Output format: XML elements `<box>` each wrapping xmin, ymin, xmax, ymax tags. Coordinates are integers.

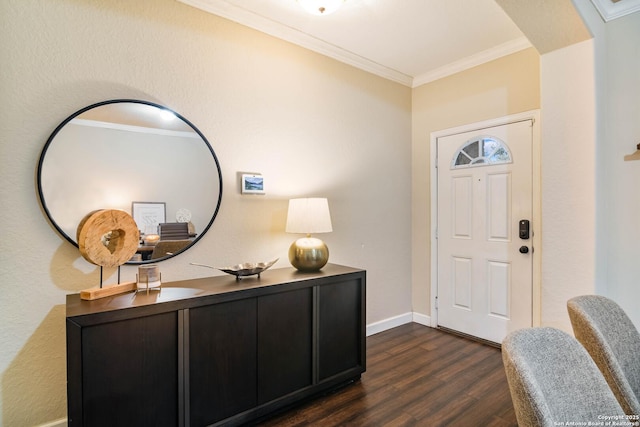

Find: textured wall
<box><xmin>495</xmin><ymin>0</ymin><xmax>591</xmax><ymax>54</ymax></box>
<box><xmin>541</xmin><ymin>1</ymin><xmax>640</xmax><ymax>331</ymax></box>
<box><xmin>601</xmin><ymin>12</ymin><xmax>640</xmax><ymax>327</ymax></box>
<box><xmin>540</xmin><ymin>40</ymin><xmax>597</xmax><ymax>331</ymax></box>
<box><xmin>0</xmin><ymin>0</ymin><xmax>411</xmax><ymax>424</ymax></box>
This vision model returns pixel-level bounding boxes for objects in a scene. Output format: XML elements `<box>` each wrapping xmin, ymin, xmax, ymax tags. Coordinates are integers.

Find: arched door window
<box><xmin>451</xmin><ymin>136</ymin><xmax>512</xmax><ymax>169</ymax></box>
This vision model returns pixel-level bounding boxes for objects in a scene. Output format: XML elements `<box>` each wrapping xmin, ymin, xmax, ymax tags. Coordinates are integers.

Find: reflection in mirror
<box><xmin>38</xmin><ymin>100</ymin><xmax>223</xmax><ymax>263</ymax></box>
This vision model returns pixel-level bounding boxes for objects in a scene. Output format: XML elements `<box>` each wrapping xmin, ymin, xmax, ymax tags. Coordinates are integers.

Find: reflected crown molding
<box><xmin>71</xmin><ymin>118</ymin><xmax>201</xmax><ymax>139</ymax></box>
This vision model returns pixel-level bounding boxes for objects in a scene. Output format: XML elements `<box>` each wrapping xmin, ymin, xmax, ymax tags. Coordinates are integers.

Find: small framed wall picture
<box><xmin>132</xmin><ymin>201</ymin><xmax>166</xmax><ymax>234</ymax></box>
<box><xmin>241</xmin><ymin>174</ymin><xmax>265</xmax><ymax>194</ymax></box>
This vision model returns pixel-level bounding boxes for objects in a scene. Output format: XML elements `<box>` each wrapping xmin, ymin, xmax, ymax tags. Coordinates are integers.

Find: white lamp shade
<box><xmin>298</xmin><ymin>0</ymin><xmax>344</xmax><ymax>15</ymax></box>
<box><xmin>286</xmin><ymin>198</ymin><xmax>333</xmax><ymax>234</ymax></box>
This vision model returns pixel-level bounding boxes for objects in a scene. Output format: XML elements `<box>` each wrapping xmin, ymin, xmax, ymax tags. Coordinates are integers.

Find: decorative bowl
<box><xmin>190</xmin><ymin>258</ymin><xmax>278</xmax><ymax>280</ymax></box>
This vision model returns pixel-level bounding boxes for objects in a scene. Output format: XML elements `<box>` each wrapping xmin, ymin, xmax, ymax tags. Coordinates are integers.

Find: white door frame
<box><xmin>429</xmin><ymin>110</ymin><xmax>542</xmax><ymax>331</ymax></box>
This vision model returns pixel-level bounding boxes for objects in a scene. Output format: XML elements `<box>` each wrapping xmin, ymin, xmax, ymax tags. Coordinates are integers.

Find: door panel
<box><xmin>487</xmin><ymin>173</ymin><xmax>510</xmax><ymax>240</ymax></box>
<box><xmin>488</xmin><ymin>260</ymin><xmax>510</xmax><ymax>318</ymax></box>
<box><xmin>81</xmin><ymin>313</ymin><xmax>179</xmax><ymax>427</ymax></box>
<box><xmin>437</xmin><ymin>120</ymin><xmax>532</xmax><ymax>344</ymax></box>
<box><xmin>453</xmin><ymin>176</ymin><xmax>472</xmax><ymax>238</ymax></box>
<box><xmin>452</xmin><ymin>257</ymin><xmax>472</xmax><ymax>309</ymax></box>
<box><xmin>318</xmin><ymin>279</ymin><xmax>363</xmax><ymax>381</ymax></box>
<box><xmin>257</xmin><ymin>288</ymin><xmax>312</xmax><ymax>404</ymax></box>
<box><xmin>189</xmin><ymin>299</ymin><xmax>257</xmax><ymax>426</ymax></box>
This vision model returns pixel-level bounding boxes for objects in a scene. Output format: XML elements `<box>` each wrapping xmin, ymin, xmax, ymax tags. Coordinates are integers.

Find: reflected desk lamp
<box><xmin>286</xmin><ymin>198</ymin><xmax>332</xmax><ymax>271</ymax></box>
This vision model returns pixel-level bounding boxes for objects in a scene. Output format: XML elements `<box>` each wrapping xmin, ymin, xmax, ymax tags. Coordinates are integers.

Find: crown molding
<box><xmin>178</xmin><ymin>1</ymin><xmax>534</xmax><ymax>88</ymax></box>
<box><xmin>412</xmin><ymin>37</ymin><xmax>532</xmax><ymax>88</ymax></box>
<box><xmin>178</xmin><ymin>0</ymin><xmax>413</xmax><ymax>86</ymax></box>
<box><xmin>590</xmin><ymin>0</ymin><xmax>640</xmax><ymax>21</ymax></box>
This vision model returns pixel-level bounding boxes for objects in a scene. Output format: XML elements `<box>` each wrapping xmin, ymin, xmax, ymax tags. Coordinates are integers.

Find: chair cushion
<box><xmin>568</xmin><ymin>295</ymin><xmax>640</xmax><ymax>415</ymax></box>
<box><xmin>502</xmin><ymin>327</ymin><xmax>625</xmax><ymax>427</ymax></box>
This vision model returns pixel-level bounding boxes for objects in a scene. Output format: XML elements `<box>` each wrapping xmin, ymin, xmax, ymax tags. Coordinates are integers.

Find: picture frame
<box><xmin>241</xmin><ymin>174</ymin><xmax>265</xmax><ymax>194</ymax></box>
<box><xmin>131</xmin><ymin>202</ymin><xmax>166</xmax><ymax>234</ymax></box>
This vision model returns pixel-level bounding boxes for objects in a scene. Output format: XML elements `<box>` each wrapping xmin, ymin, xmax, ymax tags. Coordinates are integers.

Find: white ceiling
<box><xmin>177</xmin><ymin>0</ymin><xmax>640</xmax><ymax>88</ymax></box>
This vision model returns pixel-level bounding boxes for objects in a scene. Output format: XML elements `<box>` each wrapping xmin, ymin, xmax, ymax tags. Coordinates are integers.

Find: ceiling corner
<box><xmin>495</xmin><ymin>0</ymin><xmax>591</xmax><ymax>54</ymax></box>
<box><xmin>589</xmin><ymin>0</ymin><xmax>640</xmax><ymax>21</ymax></box>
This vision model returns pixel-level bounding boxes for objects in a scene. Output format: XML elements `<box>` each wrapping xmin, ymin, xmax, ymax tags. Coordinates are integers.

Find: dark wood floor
<box><xmin>257</xmin><ymin>322</ymin><xmax>517</xmax><ymax>426</ymax></box>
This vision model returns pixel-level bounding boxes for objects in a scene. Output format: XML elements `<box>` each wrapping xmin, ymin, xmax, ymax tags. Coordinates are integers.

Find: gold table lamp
<box><xmin>286</xmin><ymin>198</ymin><xmax>332</xmax><ymax>271</ymax></box>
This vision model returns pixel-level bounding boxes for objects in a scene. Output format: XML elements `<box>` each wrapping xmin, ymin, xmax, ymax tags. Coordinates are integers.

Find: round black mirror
<box><xmin>37</xmin><ymin>99</ymin><xmax>223</xmax><ymax>264</ymax></box>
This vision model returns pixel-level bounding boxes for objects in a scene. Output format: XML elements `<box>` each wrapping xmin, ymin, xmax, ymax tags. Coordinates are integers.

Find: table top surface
<box><xmin>66</xmin><ymin>263</ymin><xmax>365</xmax><ymax>319</ymax></box>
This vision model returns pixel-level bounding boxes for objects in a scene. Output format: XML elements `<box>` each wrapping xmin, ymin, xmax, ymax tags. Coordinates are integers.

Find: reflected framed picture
<box><xmin>241</xmin><ymin>174</ymin><xmax>265</xmax><ymax>194</ymax></box>
<box><xmin>132</xmin><ymin>202</ymin><xmax>166</xmax><ymax>234</ymax></box>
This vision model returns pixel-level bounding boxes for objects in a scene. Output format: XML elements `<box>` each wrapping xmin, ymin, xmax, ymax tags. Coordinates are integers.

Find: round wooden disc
<box><xmin>77</xmin><ymin>209</ymin><xmax>140</xmax><ymax>267</ymax></box>
<box><xmin>76</xmin><ymin>209</ymin><xmax>102</xmax><ymax>243</ymax></box>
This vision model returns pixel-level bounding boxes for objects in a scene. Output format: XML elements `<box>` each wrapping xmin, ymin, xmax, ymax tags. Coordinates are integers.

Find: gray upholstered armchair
<box><xmin>150</xmin><ymin>239</ymin><xmax>191</xmax><ymax>259</ymax></box>
<box><xmin>502</xmin><ymin>327</ymin><xmax>625</xmax><ymax>427</ymax></box>
<box><xmin>158</xmin><ymin>222</ymin><xmax>190</xmax><ymax>240</ymax></box>
<box><xmin>567</xmin><ymin>295</ymin><xmax>640</xmax><ymax>416</ymax></box>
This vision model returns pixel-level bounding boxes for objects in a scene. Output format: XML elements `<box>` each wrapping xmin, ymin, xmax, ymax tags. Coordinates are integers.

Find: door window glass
<box><xmin>451</xmin><ymin>136</ymin><xmax>512</xmax><ymax>169</ymax></box>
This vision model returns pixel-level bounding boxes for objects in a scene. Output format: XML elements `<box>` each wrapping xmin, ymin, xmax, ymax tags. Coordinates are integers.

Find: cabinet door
<box><xmin>188</xmin><ymin>299</ymin><xmax>257</xmax><ymax>426</ymax></box>
<box><xmin>80</xmin><ymin>312</ymin><xmax>179</xmax><ymax>427</ymax></box>
<box><xmin>318</xmin><ymin>279</ymin><xmax>364</xmax><ymax>381</ymax></box>
<box><xmin>257</xmin><ymin>288</ymin><xmax>313</xmax><ymax>403</ymax></box>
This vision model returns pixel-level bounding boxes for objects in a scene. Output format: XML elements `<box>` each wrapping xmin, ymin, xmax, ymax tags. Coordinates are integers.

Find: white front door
<box><xmin>436</xmin><ymin>120</ymin><xmax>533</xmax><ymax>344</ymax></box>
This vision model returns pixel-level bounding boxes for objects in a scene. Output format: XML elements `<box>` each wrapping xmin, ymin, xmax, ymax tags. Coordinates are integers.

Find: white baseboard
<box><xmin>412</xmin><ymin>312</ymin><xmax>432</xmax><ymax>327</ymax></box>
<box><xmin>366</xmin><ymin>312</ymin><xmax>432</xmax><ymax>336</ymax></box>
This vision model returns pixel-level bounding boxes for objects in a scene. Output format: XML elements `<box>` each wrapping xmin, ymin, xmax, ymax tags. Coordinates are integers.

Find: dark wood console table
<box><xmin>66</xmin><ymin>264</ymin><xmax>366</xmax><ymax>426</ymax></box>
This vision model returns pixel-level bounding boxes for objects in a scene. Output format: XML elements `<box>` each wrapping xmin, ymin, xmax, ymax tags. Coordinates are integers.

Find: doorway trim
<box><xmin>429</xmin><ymin>110</ymin><xmax>542</xmax><ymax>332</ymax></box>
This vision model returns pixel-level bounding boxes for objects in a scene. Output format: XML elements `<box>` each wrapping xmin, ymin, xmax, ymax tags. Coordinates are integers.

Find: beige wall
<box><xmin>411</xmin><ymin>48</ymin><xmax>541</xmax><ymax>316</ymax></box>
<box><xmin>540</xmin><ymin>39</ymin><xmax>597</xmax><ymax>331</ymax></box>
<box><xmin>571</xmin><ymin>1</ymin><xmax>640</xmax><ymax>327</ymax></box>
<box><xmin>0</xmin><ymin>0</ymin><xmax>412</xmax><ymax>424</ymax></box>
<box><xmin>600</xmin><ymin>11</ymin><xmax>640</xmax><ymax>327</ymax></box>
<box><xmin>535</xmin><ymin>0</ymin><xmax>640</xmax><ymax>332</ymax></box>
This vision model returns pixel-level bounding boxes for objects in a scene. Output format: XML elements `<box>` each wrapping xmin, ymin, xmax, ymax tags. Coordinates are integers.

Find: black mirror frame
<box><xmin>36</xmin><ymin>99</ymin><xmax>223</xmax><ymax>264</ymax></box>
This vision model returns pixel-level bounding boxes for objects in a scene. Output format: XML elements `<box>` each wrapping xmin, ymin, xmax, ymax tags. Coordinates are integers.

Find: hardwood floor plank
<box><xmin>257</xmin><ymin>323</ymin><xmax>517</xmax><ymax>426</ymax></box>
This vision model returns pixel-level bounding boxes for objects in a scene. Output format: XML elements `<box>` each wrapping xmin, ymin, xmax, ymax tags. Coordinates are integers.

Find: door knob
<box><xmin>519</xmin><ymin>246</ymin><xmax>529</xmax><ymax>254</ymax></box>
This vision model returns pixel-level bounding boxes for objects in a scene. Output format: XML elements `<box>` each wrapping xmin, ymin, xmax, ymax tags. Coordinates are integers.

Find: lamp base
<box><xmin>289</xmin><ymin>237</ymin><xmax>329</xmax><ymax>272</ymax></box>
